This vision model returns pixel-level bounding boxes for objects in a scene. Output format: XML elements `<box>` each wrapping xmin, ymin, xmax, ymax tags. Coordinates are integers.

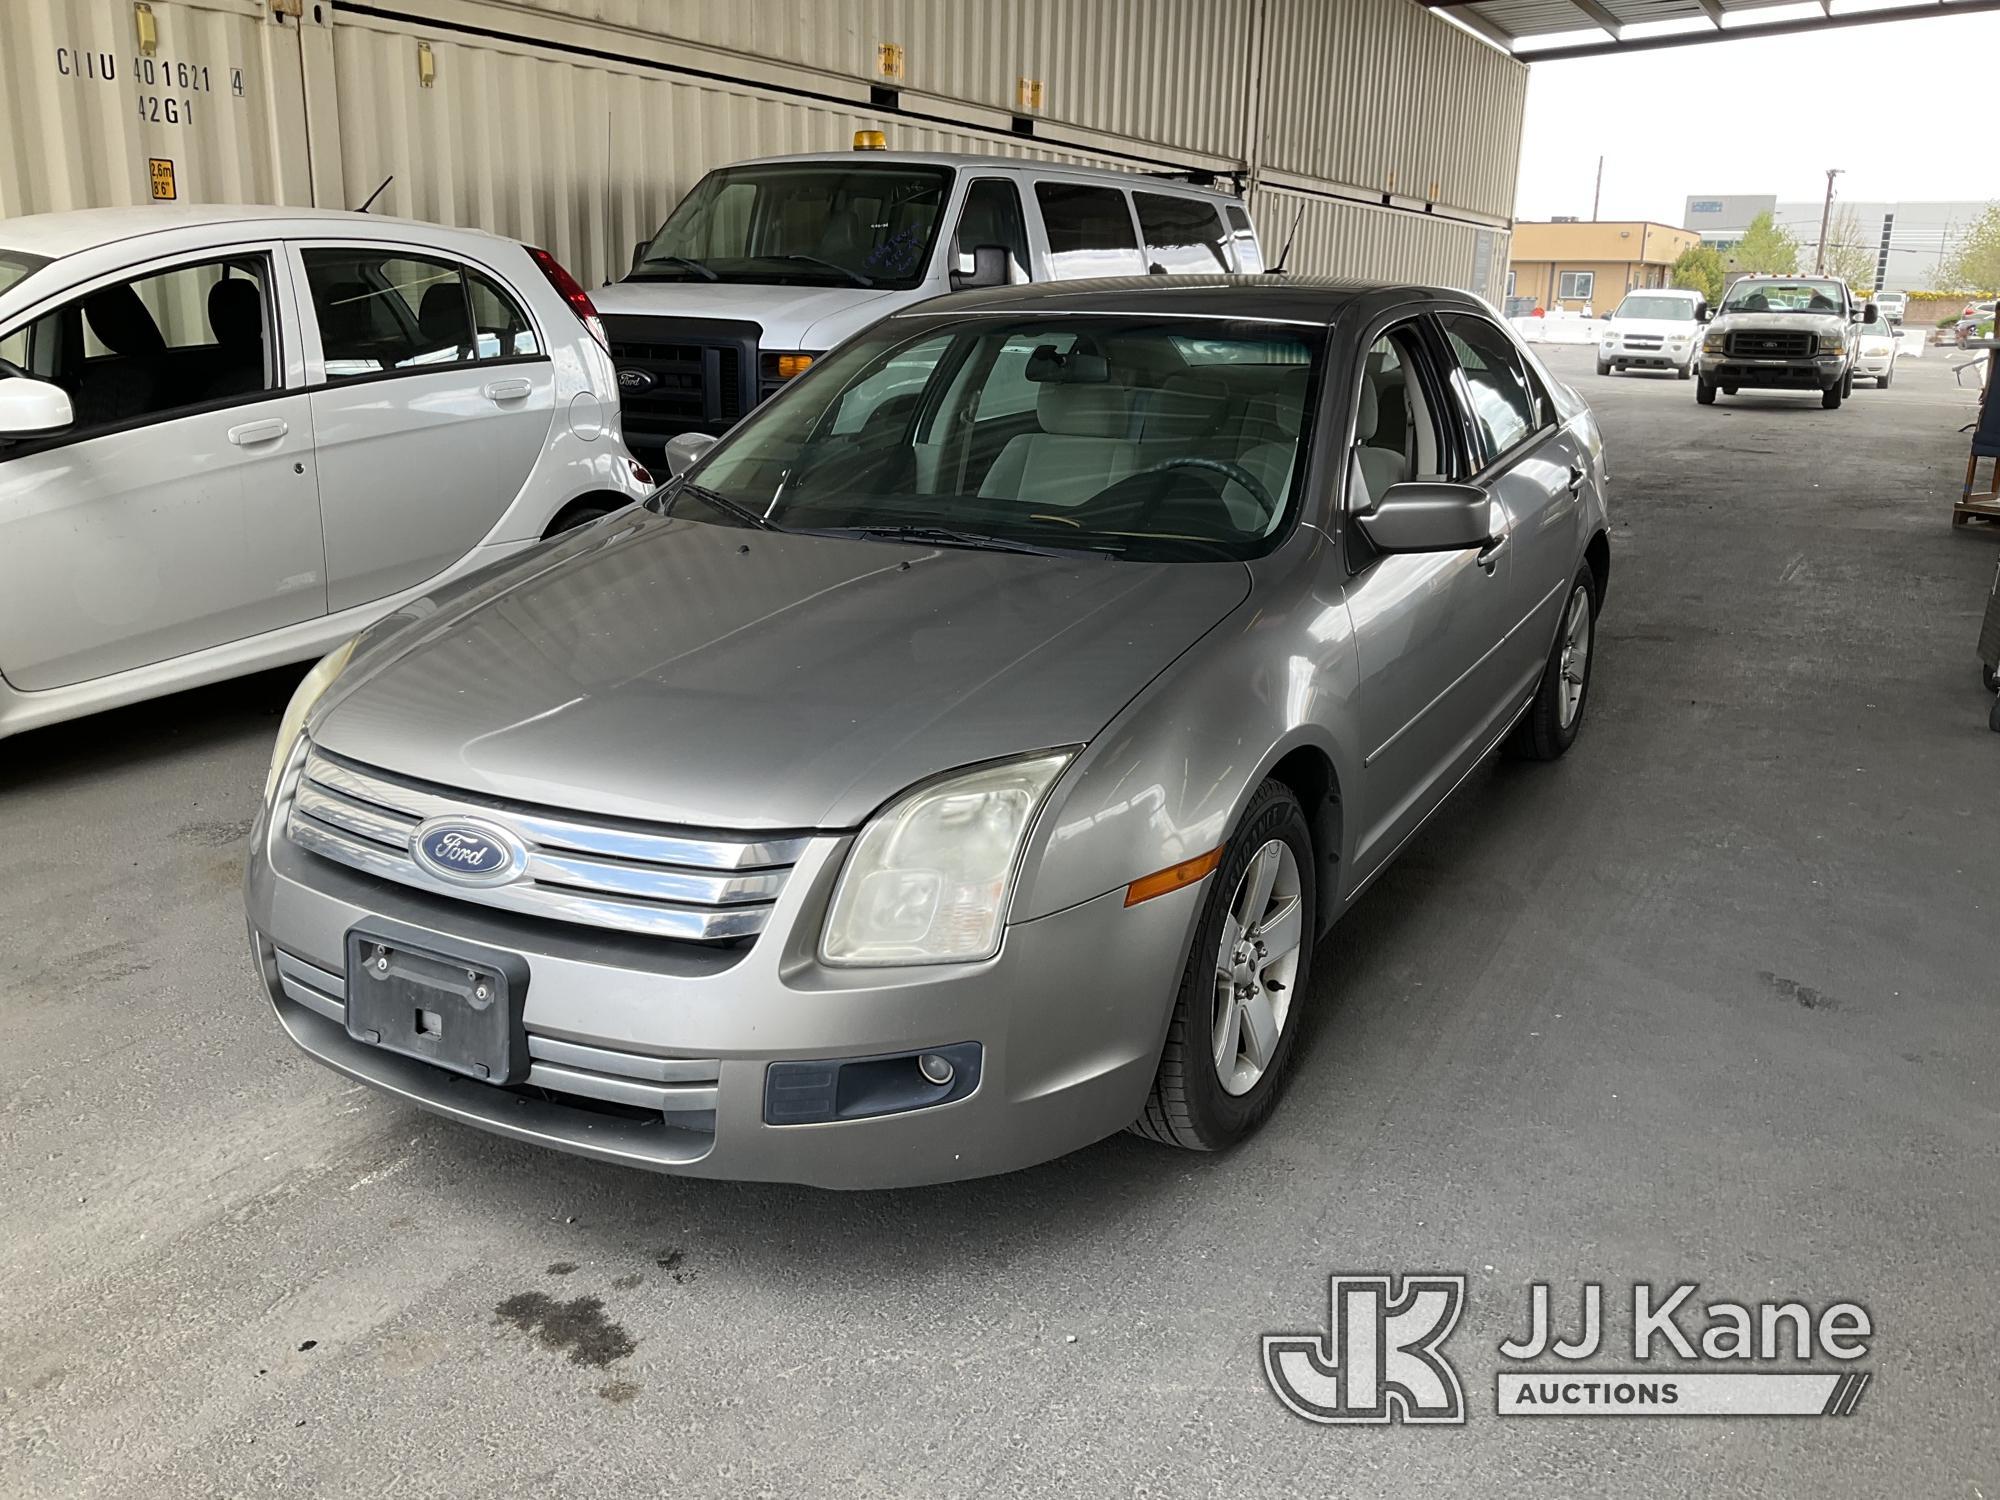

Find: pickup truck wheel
<box><xmin>1696</xmin><ymin>378</ymin><xmax>1717</xmax><ymax>405</ymax></box>
<box><xmin>1507</xmin><ymin>569</ymin><xmax>1597</xmax><ymax>762</ymax></box>
<box><xmin>1132</xmin><ymin>779</ymin><xmax>1315</xmax><ymax>1152</ymax></box>
<box><xmin>1822</xmin><ymin>383</ymin><xmax>1844</xmax><ymax>410</ymax></box>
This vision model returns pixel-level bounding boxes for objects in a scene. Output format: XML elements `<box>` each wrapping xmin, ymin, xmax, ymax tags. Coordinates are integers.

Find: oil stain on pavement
<box><xmin>493</xmin><ymin>1292</ymin><xmax>637</xmax><ymax>1367</ymax></box>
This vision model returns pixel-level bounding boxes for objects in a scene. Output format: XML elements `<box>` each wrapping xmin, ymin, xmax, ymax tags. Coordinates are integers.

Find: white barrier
<box><xmin>1509</xmin><ymin>314</ymin><xmax>1609</xmax><ymax>345</ymax></box>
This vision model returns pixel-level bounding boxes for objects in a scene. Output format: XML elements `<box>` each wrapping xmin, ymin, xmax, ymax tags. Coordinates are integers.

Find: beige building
<box><xmin>1507</xmin><ymin>221</ymin><xmax>1702</xmax><ymax>313</ymax></box>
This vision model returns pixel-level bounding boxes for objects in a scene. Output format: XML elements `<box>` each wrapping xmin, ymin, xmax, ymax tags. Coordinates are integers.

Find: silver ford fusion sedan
<box><xmin>246</xmin><ymin>276</ymin><xmax>1609</xmax><ymax>1188</ymax></box>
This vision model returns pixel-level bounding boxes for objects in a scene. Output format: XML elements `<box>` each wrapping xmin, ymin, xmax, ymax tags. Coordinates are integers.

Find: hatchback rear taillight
<box><xmin>528</xmin><ymin>245</ymin><xmax>608</xmax><ymax>352</ymax></box>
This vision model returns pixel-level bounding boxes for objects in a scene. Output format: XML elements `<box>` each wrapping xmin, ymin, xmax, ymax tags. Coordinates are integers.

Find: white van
<box><xmin>593</xmin><ymin>143</ymin><xmax>1263</xmax><ymax>461</ymax></box>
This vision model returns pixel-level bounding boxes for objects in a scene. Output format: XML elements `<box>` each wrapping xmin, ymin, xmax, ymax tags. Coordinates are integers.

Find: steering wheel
<box><xmin>0</xmin><ymin>357</ymin><xmax>29</xmax><ymax>381</ymax></box>
<box><xmin>1131</xmin><ymin>456</ymin><xmax>1276</xmax><ymax>521</ymax></box>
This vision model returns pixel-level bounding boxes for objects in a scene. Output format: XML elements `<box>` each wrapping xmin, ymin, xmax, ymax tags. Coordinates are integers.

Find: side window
<box><xmin>1134</xmin><ymin>192</ymin><xmax>1230</xmax><ymax>275</ymax></box>
<box><xmin>1033</xmin><ymin>182</ymin><xmax>1147</xmax><ymax>280</ymax></box>
<box><xmin>1438</xmin><ymin>313</ymin><xmax>1543</xmax><ymax>466</ymax></box>
<box><xmin>1351</xmin><ymin>324</ymin><xmax>1450</xmax><ymax>513</ymax></box>
<box><xmin>466</xmin><ymin>270</ymin><xmax>541</xmax><ymax>360</ymax></box>
<box><xmin>952</xmin><ymin>178</ymin><xmax>1031</xmax><ymax>284</ymax></box>
<box><xmin>0</xmin><ymin>254</ymin><xmax>274</xmax><ymax>441</ymax></box>
<box><xmin>1557</xmin><ymin>270</ymin><xmax>1594</xmax><ymax>303</ymax></box>
<box><xmin>302</xmin><ymin>249</ymin><xmax>473</xmax><ymax>380</ymax></box>
<box><xmin>1225</xmin><ymin>205</ymin><xmax>1264</xmax><ymax>273</ymax></box>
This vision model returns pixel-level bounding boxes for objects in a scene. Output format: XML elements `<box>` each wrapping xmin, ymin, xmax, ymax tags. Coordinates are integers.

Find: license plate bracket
<box><xmin>344</xmin><ymin>924</ymin><xmax>529</xmax><ymax>1084</ymax></box>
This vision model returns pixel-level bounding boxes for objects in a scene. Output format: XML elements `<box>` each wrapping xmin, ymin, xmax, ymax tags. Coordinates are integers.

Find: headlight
<box><xmin>820</xmin><ymin>750</ymin><xmax>1075</xmax><ymax>967</ymax></box>
<box><xmin>1820</xmin><ymin>331</ymin><xmax>1846</xmax><ymax>353</ymax></box>
<box><xmin>262</xmin><ymin>638</ymin><xmax>358</xmax><ymax>801</ymax></box>
<box><xmin>1703</xmin><ymin>333</ymin><xmax>1725</xmax><ymax>352</ymax></box>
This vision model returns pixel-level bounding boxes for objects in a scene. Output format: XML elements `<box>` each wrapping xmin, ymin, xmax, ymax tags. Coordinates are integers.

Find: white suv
<box><xmin>1597</xmin><ymin>287</ymin><xmax>1706</xmax><ymax>379</ymax></box>
<box><xmin>0</xmin><ymin>206</ymin><xmax>653</xmax><ymax>740</ymax></box>
<box><xmin>596</xmin><ymin>145</ymin><xmax>1264</xmax><ymax>463</ymax></box>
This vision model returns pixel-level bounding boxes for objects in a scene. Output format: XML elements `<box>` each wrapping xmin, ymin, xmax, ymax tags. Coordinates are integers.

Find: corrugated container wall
<box><xmin>2</xmin><ymin>0</ymin><xmax>1528</xmax><ymax>290</ymax></box>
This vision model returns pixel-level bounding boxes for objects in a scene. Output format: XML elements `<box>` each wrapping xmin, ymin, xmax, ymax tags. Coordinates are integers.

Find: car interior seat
<box><xmin>417</xmin><ymin>282</ymin><xmax>469</xmax><ymax>359</ymax></box>
<box><xmin>980</xmin><ymin>381</ymin><xmax>1141</xmax><ymax>508</ymax></box>
<box><xmin>202</xmin><ymin>276</ymin><xmax>266</xmax><ymax>399</ymax></box>
<box><xmin>70</xmin><ymin>283</ymin><xmax>167</xmax><ymax>427</ymax></box>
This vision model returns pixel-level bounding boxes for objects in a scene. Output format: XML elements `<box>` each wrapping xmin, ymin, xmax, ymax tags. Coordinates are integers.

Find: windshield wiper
<box><xmin>768</xmin><ymin>255</ymin><xmax>874</xmax><ymax>289</ymax></box>
<box><xmin>672</xmin><ymin>482</ymin><xmax>778</xmax><ymax>531</ymax></box>
<box><xmin>633</xmin><ymin>254</ymin><xmax>718</xmax><ymax>282</ymax></box>
<box><xmin>807</xmin><ymin>524</ymin><xmax>1104</xmax><ymax>558</ymax></box>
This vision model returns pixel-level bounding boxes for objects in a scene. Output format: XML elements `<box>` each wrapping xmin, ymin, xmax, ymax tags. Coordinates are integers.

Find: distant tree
<box><xmin>1670</xmin><ymin>243</ymin><xmax>1725</xmax><ymax>303</ymax></box>
<box><xmin>1818</xmin><ymin>205</ymin><xmax>1876</xmax><ymax>290</ymax></box>
<box><xmin>1945</xmin><ymin>202</ymin><xmax>2000</xmax><ymax>292</ymax></box>
<box><xmin>1731</xmin><ymin>212</ymin><xmax>1800</xmax><ymax>275</ymax></box>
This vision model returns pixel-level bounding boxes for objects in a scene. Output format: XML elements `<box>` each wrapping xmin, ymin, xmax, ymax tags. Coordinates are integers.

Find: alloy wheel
<box><xmin>1558</xmin><ymin>584</ymin><xmax>1592</xmax><ymax>729</ymax></box>
<box><xmin>1212</xmin><ymin>839</ymin><xmax>1304</xmax><ymax>1096</ymax></box>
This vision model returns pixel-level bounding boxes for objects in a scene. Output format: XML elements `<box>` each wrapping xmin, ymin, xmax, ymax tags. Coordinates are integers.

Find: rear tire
<box><xmin>1507</xmin><ymin>569</ymin><xmax>1597</xmax><ymax>762</ymax></box>
<box><xmin>541</xmin><ymin>495</ymin><xmax>626</xmax><ymax>539</ymax></box>
<box><xmin>1133</xmin><ymin>779</ymin><xmax>1316</xmax><ymax>1153</ymax></box>
<box><xmin>1696</xmin><ymin>377</ymin><xmax>1717</xmax><ymax>405</ymax></box>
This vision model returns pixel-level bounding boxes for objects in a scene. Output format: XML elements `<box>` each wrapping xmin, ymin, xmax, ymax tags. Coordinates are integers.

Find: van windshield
<box><xmin>1614</xmin><ymin>294</ymin><xmax>1698</xmax><ymax>321</ymax></box>
<box><xmin>664</xmin><ymin>314</ymin><xmax>1323</xmax><ymax>563</ymax></box>
<box><xmin>630</xmin><ymin>163</ymin><xmax>954</xmax><ymax>291</ymax></box>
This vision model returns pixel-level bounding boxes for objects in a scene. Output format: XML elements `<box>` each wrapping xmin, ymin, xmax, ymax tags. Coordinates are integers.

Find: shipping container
<box><xmin>1249</xmin><ymin>184</ymin><xmax>1511</xmax><ymax>303</ymax></box>
<box><xmin>0</xmin><ymin>0</ymin><xmax>313</xmax><ymax>219</ymax></box>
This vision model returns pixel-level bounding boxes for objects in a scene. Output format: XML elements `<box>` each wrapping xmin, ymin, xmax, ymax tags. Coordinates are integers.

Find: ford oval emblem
<box><xmin>617</xmin><ymin>367</ymin><xmax>653</xmax><ymax>393</ymax></box>
<box><xmin>411</xmin><ymin>816</ymin><xmax>526</xmax><ymax>887</ymax></box>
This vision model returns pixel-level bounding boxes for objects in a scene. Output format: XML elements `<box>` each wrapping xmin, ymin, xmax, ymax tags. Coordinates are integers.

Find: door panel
<box><xmin>0</xmin><ymin>247</ymin><xmax>325</xmax><ymax>691</ymax></box>
<box><xmin>294</xmin><ymin>244</ymin><xmax>557</xmax><ymax>613</ymax></box>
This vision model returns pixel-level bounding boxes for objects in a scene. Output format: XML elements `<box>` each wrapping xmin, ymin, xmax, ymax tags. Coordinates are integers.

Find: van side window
<box><xmin>1033</xmin><ymin>182</ymin><xmax>1147</xmax><ymax>280</ymax></box>
<box><xmin>0</xmin><ymin>253</ymin><xmax>275</xmax><ymax>443</ymax></box>
<box><xmin>952</xmin><ymin>178</ymin><xmax>1031</xmax><ymax>284</ymax></box>
<box><xmin>1225</xmin><ymin>206</ymin><xmax>1264</xmax><ymax>273</ymax></box>
<box><xmin>1134</xmin><ymin>193</ymin><xmax>1229</xmax><ymax>275</ymax></box>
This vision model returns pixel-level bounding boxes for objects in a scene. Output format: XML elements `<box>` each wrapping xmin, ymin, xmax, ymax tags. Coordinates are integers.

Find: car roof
<box><xmin>725</xmin><ymin>151</ymin><xmax>1245</xmax><ymax>202</ymax></box>
<box><xmin>893</xmin><ymin>273</ymin><xmax>1487</xmax><ymax>324</ymax></box>
<box><xmin>0</xmin><ymin>203</ymin><xmax>509</xmax><ymax>261</ymax></box>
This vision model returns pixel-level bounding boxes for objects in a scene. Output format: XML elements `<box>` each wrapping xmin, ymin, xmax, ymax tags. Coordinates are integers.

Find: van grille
<box><xmin>284</xmin><ymin>745</ymin><xmax>809</xmax><ymax>942</ymax></box>
<box><xmin>604</xmin><ymin>313</ymin><xmax>759</xmax><ymax>445</ymax></box>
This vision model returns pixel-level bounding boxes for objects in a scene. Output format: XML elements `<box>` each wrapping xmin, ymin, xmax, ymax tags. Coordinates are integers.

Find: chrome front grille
<box><xmin>1726</xmin><ymin>329</ymin><xmax>1815</xmax><ymax>358</ymax></box>
<box><xmin>285</xmin><ymin>745</ymin><xmax>809</xmax><ymax>941</ymax></box>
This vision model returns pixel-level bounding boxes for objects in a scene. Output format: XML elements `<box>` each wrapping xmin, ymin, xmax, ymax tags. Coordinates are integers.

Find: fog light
<box><xmin>917</xmin><ymin>1052</ymin><xmax>954</xmax><ymax>1087</ymax></box>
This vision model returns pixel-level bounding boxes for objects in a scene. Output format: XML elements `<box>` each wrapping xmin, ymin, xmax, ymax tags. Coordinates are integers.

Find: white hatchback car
<box><xmin>0</xmin><ymin>206</ymin><xmax>652</xmax><ymax>740</ymax></box>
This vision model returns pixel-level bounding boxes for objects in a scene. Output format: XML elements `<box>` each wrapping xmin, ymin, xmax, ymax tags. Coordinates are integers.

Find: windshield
<box><xmin>1614</xmin><ymin>294</ymin><xmax>1698</xmax><ymax>321</ymax></box>
<box><xmin>1720</xmin><ymin>279</ymin><xmax>1845</xmax><ymax>314</ymax></box>
<box><xmin>664</xmin><ymin>315</ymin><xmax>1323</xmax><ymax>563</ymax></box>
<box><xmin>0</xmin><ymin>249</ymin><xmax>50</xmax><ymax>300</ymax></box>
<box><xmin>630</xmin><ymin>163</ymin><xmax>953</xmax><ymax>291</ymax></box>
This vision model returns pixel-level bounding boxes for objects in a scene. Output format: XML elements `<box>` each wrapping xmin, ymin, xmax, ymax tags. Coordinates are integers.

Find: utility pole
<box><xmin>1591</xmin><ymin>155</ymin><xmax>1603</xmax><ymax>221</ymax></box>
<box><xmin>1814</xmin><ymin>168</ymin><xmax>1842</xmax><ymax>275</ymax></box>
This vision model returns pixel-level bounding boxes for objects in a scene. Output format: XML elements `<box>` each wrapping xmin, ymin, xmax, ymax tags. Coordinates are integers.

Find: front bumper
<box><xmin>245</xmin><ymin>800</ymin><xmax>1202</xmax><ymax>1188</ymax></box>
<box><xmin>1699</xmin><ymin>352</ymin><xmax>1846</xmax><ymax>390</ymax></box>
<box><xmin>1601</xmin><ymin>337</ymin><xmax>1696</xmax><ymax>369</ymax></box>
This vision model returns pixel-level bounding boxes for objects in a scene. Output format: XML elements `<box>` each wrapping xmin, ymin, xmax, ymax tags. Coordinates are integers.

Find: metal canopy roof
<box><xmin>1424</xmin><ymin>0</ymin><xmax>2000</xmax><ymax>61</ymax></box>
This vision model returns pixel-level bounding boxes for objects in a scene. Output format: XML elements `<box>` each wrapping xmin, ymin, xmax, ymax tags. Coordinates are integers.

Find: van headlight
<box><xmin>820</xmin><ymin>750</ymin><xmax>1075</xmax><ymax>967</ymax></box>
<box><xmin>262</xmin><ymin>638</ymin><xmax>358</xmax><ymax>802</ymax></box>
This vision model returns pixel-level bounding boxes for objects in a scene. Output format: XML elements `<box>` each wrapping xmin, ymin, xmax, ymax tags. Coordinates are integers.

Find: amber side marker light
<box><xmin>776</xmin><ymin>353</ymin><xmax>815</xmax><ymax>379</ymax></box>
<box><xmin>1124</xmin><ymin>847</ymin><xmax>1223</xmax><ymax>907</ymax></box>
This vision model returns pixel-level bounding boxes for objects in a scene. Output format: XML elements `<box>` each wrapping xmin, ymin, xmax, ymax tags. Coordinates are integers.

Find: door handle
<box><xmin>1566</xmin><ymin>462</ymin><xmax>1588</xmax><ymax>496</ymax></box>
<box><xmin>227</xmin><ymin>418</ymin><xmax>289</xmax><ymax>447</ymax></box>
<box><xmin>483</xmin><ymin>378</ymin><xmax>532</xmax><ymax>402</ymax></box>
<box><xmin>1476</xmin><ymin>532</ymin><xmax>1508</xmax><ymax>574</ymax></box>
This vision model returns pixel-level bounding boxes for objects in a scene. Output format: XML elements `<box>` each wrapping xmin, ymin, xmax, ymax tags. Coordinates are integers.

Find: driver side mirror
<box><xmin>1862</xmin><ymin>303</ymin><xmax>1879</xmax><ymax>325</ymax></box>
<box><xmin>951</xmin><ymin>244</ymin><xmax>1011</xmax><ymax>291</ymax></box>
<box><xmin>1694</xmin><ymin>301</ymin><xmax>1710</xmax><ymax>323</ymax></box>
<box><xmin>662</xmin><ymin>431</ymin><xmax>718</xmax><ymax>478</ymax></box>
<box><xmin>631</xmin><ymin>240</ymin><xmax>651</xmax><ymax>274</ymax></box>
<box><xmin>1354</xmin><ymin>481</ymin><xmax>1498</xmax><ymax>554</ymax></box>
<box><xmin>0</xmin><ymin>377</ymin><xmax>73</xmax><ymax>440</ymax></box>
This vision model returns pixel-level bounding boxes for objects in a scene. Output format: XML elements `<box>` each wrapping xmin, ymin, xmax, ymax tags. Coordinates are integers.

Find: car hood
<box><xmin>592</xmin><ymin>279</ymin><xmax>903</xmax><ymax>351</ymax></box>
<box><xmin>1710</xmin><ymin>310</ymin><xmax>1846</xmax><ymax>334</ymax></box>
<box><xmin>312</xmin><ymin>513</ymin><xmax>1251</xmax><ymax>831</ymax></box>
<box><xmin>1607</xmin><ymin>317</ymin><xmax>1698</xmax><ymax>338</ymax></box>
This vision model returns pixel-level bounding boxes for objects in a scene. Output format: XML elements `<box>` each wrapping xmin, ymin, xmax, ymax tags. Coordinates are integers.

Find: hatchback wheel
<box><xmin>1132</xmin><ymin>779</ymin><xmax>1315</xmax><ymax>1152</ymax></box>
<box><xmin>1508</xmin><ymin>569</ymin><xmax>1596</xmax><ymax>761</ymax></box>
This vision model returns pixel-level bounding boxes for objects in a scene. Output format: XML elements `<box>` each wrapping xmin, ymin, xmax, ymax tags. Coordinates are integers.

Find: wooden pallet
<box><xmin>1957</xmin><ymin>344</ymin><xmax>2000</xmax><ymax>528</ymax></box>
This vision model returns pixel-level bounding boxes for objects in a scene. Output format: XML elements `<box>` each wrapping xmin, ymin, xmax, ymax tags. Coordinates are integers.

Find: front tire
<box><xmin>1696</xmin><ymin>377</ymin><xmax>1717</xmax><ymax>405</ymax></box>
<box><xmin>1596</xmin><ymin>356</ymin><xmax>1613</xmax><ymax>376</ymax></box>
<box><xmin>1508</xmin><ymin>569</ymin><xmax>1597</xmax><ymax>761</ymax></box>
<box><xmin>1133</xmin><ymin>779</ymin><xmax>1315</xmax><ymax>1152</ymax></box>
<box><xmin>1878</xmin><ymin>365</ymin><xmax>1893</xmax><ymax>389</ymax></box>
<box><xmin>1676</xmin><ymin>359</ymin><xmax>1693</xmax><ymax>381</ymax></box>
<box><xmin>1822</xmin><ymin>382</ymin><xmax>1844</xmax><ymax>410</ymax></box>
